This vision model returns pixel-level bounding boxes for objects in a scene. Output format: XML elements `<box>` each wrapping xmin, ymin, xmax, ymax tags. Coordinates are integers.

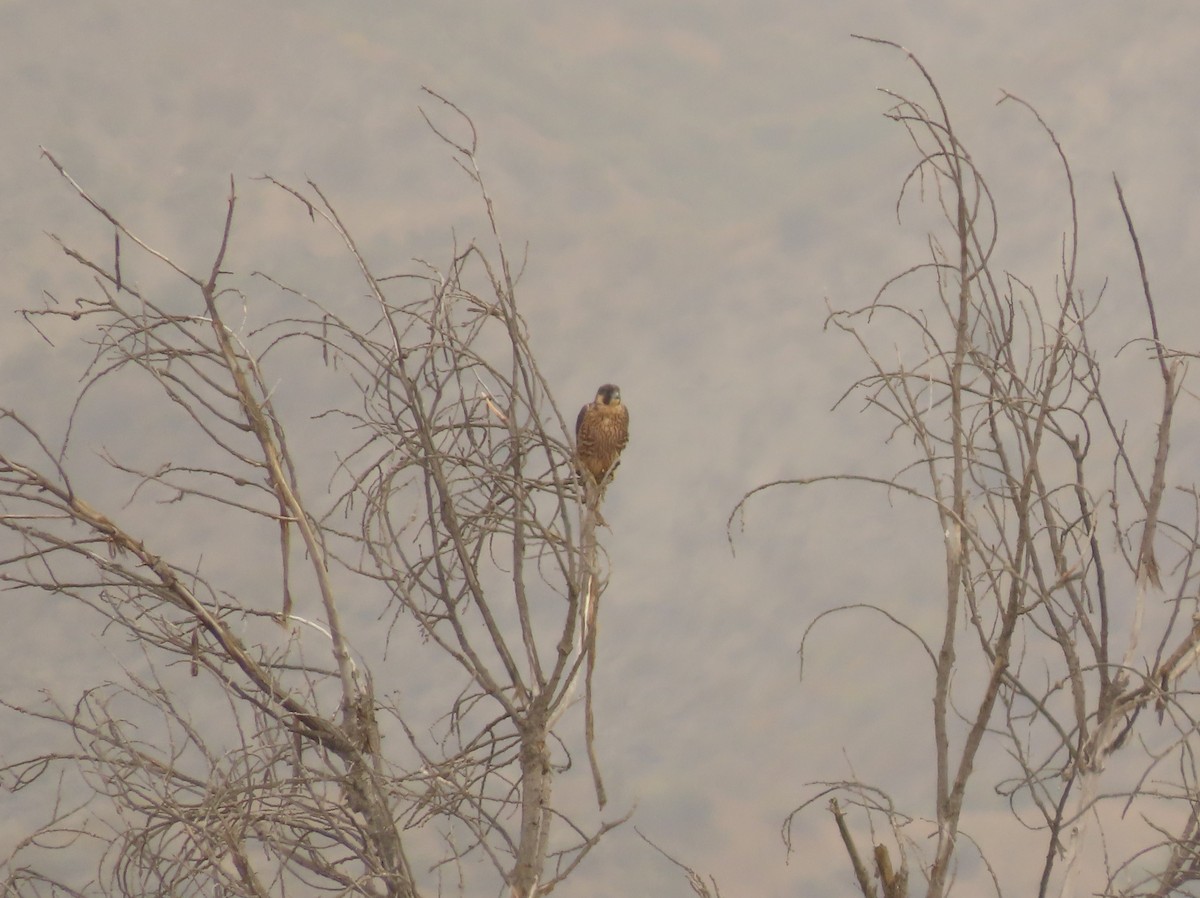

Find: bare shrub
<box><xmin>734</xmin><ymin>38</ymin><xmax>1200</xmax><ymax>898</ymax></box>
<box><xmin>0</xmin><ymin>92</ymin><xmax>625</xmax><ymax>898</ymax></box>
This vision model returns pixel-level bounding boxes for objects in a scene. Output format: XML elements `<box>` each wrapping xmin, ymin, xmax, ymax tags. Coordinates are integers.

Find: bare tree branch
<box><xmin>3</xmin><ymin>103</ymin><xmax>625</xmax><ymax>898</ymax></box>
<box><xmin>733</xmin><ymin>40</ymin><xmax>1200</xmax><ymax>898</ymax></box>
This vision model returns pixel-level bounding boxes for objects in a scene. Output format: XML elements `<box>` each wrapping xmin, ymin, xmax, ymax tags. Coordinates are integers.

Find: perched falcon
<box><xmin>575</xmin><ymin>384</ymin><xmax>629</xmax><ymax>491</ymax></box>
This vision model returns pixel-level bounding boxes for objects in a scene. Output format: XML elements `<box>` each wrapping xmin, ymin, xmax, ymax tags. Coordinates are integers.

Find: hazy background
<box><xmin>3</xmin><ymin>2</ymin><xmax>1199</xmax><ymax>896</ymax></box>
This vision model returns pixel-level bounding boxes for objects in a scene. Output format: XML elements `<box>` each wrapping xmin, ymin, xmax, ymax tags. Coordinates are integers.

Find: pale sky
<box><xmin>3</xmin><ymin>3</ymin><xmax>1200</xmax><ymax>897</ymax></box>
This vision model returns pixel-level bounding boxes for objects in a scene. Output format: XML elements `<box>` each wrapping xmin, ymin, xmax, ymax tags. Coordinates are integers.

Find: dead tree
<box><xmin>734</xmin><ymin>39</ymin><xmax>1200</xmax><ymax>898</ymax></box>
<box><xmin>0</xmin><ymin>92</ymin><xmax>623</xmax><ymax>898</ymax></box>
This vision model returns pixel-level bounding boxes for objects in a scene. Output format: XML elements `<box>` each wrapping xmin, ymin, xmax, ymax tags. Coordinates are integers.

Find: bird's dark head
<box><xmin>596</xmin><ymin>384</ymin><xmax>622</xmax><ymax>406</ymax></box>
